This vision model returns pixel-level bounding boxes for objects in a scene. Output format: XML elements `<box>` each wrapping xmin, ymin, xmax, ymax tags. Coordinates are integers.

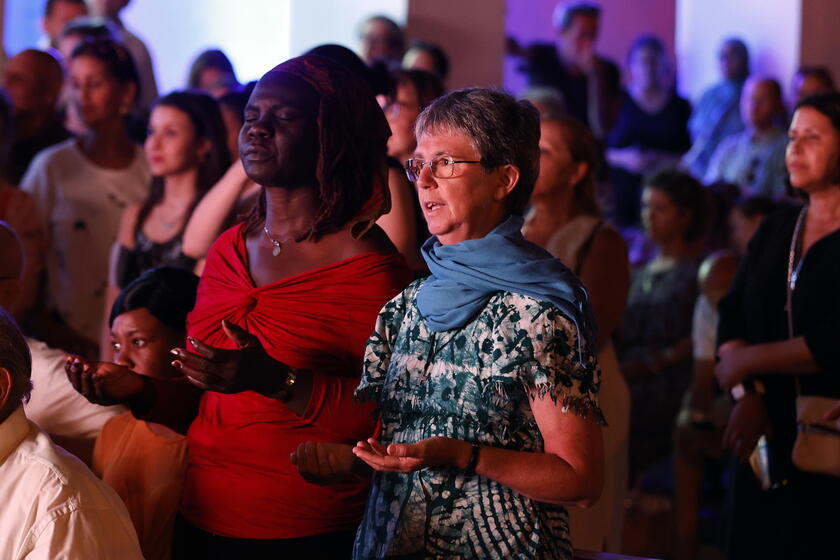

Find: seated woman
<box><xmin>606</xmin><ymin>35</ymin><xmax>691</xmax><ymax>229</ymax></box>
<box><xmin>68</xmin><ymin>54</ymin><xmax>412</xmax><ymax>558</ymax></box>
<box><xmin>617</xmin><ymin>169</ymin><xmax>707</xmax><ymax>484</ymax></box>
<box><xmin>525</xmin><ymin>114</ymin><xmax>631</xmax><ymax>553</ymax></box>
<box><xmin>100</xmin><ymin>90</ymin><xmax>229</xmax><ymax>357</ymax></box>
<box><xmin>68</xmin><ymin>267</ymin><xmax>199</xmax><ymax>560</ymax></box>
<box><xmin>294</xmin><ymin>88</ymin><xmax>605</xmax><ymax>559</ymax></box>
<box><xmin>22</xmin><ymin>38</ymin><xmax>150</xmax><ymax>359</ymax></box>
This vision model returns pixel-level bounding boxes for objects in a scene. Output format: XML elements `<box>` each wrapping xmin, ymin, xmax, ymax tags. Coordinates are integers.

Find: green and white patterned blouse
<box><xmin>354</xmin><ymin>279</ymin><xmax>604</xmax><ymax>560</ymax></box>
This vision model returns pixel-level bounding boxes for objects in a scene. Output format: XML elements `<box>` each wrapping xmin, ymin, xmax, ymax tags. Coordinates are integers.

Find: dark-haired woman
<box><xmin>69</xmin><ymin>267</ymin><xmax>199</xmax><ymax>560</ymax></box>
<box><xmin>22</xmin><ymin>39</ymin><xmax>149</xmax><ymax>358</ymax></box>
<box><xmin>606</xmin><ymin>35</ymin><xmax>691</xmax><ymax>229</ymax></box>
<box><xmin>99</xmin><ymin>90</ymin><xmax>230</xmax><ymax>357</ymax></box>
<box><xmin>715</xmin><ymin>93</ymin><xmax>840</xmax><ymax>558</ymax></box>
<box><xmin>381</xmin><ymin>68</ymin><xmax>444</xmax><ymax>267</ymax></box>
<box><xmin>186</xmin><ymin>49</ymin><xmax>239</xmax><ymax>98</ymax></box>
<box><xmin>525</xmin><ymin>115</ymin><xmax>631</xmax><ymax>552</ymax></box>
<box><xmin>70</xmin><ymin>55</ymin><xmax>411</xmax><ymax>557</ymax></box>
<box><xmin>617</xmin><ymin>170</ymin><xmax>706</xmax><ymax>482</ymax></box>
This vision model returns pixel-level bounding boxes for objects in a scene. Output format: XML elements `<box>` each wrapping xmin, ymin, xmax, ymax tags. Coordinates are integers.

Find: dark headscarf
<box><xmin>247</xmin><ymin>54</ymin><xmax>391</xmax><ymax>240</ymax></box>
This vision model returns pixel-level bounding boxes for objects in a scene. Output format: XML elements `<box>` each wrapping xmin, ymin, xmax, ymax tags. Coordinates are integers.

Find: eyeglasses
<box><xmin>404</xmin><ymin>157</ymin><xmax>482</xmax><ymax>182</ymax></box>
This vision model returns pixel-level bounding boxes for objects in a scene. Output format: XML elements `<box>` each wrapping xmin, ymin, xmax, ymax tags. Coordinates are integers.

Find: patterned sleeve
<box><xmin>491</xmin><ymin>295</ymin><xmax>605</xmax><ymax>425</ymax></box>
<box><xmin>355</xmin><ymin>280</ymin><xmax>417</xmax><ymax>403</ymax></box>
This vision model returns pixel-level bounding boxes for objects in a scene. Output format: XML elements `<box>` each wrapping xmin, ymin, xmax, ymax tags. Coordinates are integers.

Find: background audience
<box><xmin>705</xmin><ymin>76</ymin><xmax>788</xmax><ymax>198</ymax></box>
<box><xmin>617</xmin><ymin>170</ymin><xmax>707</xmax><ymax>484</ymax></box>
<box><xmin>186</xmin><ymin>49</ymin><xmax>240</xmax><ymax>98</ymax></box>
<box><xmin>2</xmin><ymin>49</ymin><xmax>69</xmax><ymax>185</ymax></box>
<box><xmin>683</xmin><ymin>37</ymin><xmax>750</xmax><ymax>179</ymax></box>
<box><xmin>606</xmin><ymin>34</ymin><xmax>691</xmax><ymax>229</ymax></box>
<box><xmin>40</xmin><ymin>0</ymin><xmax>88</xmax><ymax>52</ymax></box>
<box><xmin>515</xmin><ymin>1</ymin><xmax>621</xmax><ymax>139</ymax></box>
<box><xmin>22</xmin><ymin>39</ymin><xmax>150</xmax><ymax>359</ymax></box>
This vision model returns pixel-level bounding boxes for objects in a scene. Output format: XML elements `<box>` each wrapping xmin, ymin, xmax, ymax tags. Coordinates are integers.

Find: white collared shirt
<box><xmin>0</xmin><ymin>407</ymin><xmax>143</xmax><ymax>560</ymax></box>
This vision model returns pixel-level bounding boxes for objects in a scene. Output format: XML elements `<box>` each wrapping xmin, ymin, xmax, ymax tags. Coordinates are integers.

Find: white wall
<box><xmin>288</xmin><ymin>0</ymin><xmax>406</xmax><ymax>59</ymax></box>
<box><xmin>122</xmin><ymin>0</ymin><xmax>291</xmax><ymax>94</ymax></box>
<box><xmin>676</xmin><ymin>0</ymin><xmax>801</xmax><ymax>103</ymax></box>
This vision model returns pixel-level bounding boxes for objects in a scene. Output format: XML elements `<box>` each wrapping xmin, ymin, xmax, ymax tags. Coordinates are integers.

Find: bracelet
<box><xmin>273</xmin><ymin>367</ymin><xmax>299</xmax><ymax>401</ymax></box>
<box><xmin>730</xmin><ymin>379</ymin><xmax>765</xmax><ymax>402</ymax></box>
<box><xmin>464</xmin><ymin>444</ymin><xmax>481</xmax><ymax>477</ymax></box>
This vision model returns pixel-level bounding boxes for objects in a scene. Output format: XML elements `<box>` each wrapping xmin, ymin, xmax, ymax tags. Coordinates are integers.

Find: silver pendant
<box><xmin>272</xmin><ymin>245</ymin><xmax>282</xmax><ymax>257</ymax></box>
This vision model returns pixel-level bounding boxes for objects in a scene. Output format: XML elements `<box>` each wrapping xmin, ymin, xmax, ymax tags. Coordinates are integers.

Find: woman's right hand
<box><xmin>723</xmin><ymin>392</ymin><xmax>768</xmax><ymax>461</ymax></box>
<box><xmin>64</xmin><ymin>355</ymin><xmax>146</xmax><ymax>406</ymax></box>
<box><xmin>290</xmin><ymin>441</ymin><xmax>370</xmax><ymax>484</ymax></box>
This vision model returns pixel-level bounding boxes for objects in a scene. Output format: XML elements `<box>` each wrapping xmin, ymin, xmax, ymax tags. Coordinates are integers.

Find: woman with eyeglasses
<box><xmin>293</xmin><ymin>88</ymin><xmax>605</xmax><ymax>559</ymax></box>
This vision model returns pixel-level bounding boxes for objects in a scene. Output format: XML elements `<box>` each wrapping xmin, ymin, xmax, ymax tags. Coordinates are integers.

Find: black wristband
<box><xmin>464</xmin><ymin>444</ymin><xmax>480</xmax><ymax>477</ymax></box>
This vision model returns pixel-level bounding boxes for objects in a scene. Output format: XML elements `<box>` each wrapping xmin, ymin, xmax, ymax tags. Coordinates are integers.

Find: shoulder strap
<box><xmin>787</xmin><ymin>206</ymin><xmax>807</xmax><ymax>395</ymax></box>
<box><xmin>574</xmin><ymin>219</ymin><xmax>604</xmax><ymax>276</ymax></box>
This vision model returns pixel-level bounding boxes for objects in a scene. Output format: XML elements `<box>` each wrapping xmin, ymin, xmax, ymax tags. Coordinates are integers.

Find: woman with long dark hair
<box><xmin>100</xmin><ymin>90</ymin><xmax>229</xmax><ymax>357</ymax></box>
<box><xmin>716</xmin><ymin>92</ymin><xmax>840</xmax><ymax>558</ymax></box>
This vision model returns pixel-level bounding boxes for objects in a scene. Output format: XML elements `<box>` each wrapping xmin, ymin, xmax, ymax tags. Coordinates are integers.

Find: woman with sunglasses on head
<box><xmin>22</xmin><ymin>38</ymin><xmax>149</xmax><ymax>359</ymax></box>
<box><xmin>715</xmin><ymin>92</ymin><xmax>840</xmax><ymax>559</ymax></box>
<box><xmin>294</xmin><ymin>88</ymin><xmax>604</xmax><ymax>559</ymax></box>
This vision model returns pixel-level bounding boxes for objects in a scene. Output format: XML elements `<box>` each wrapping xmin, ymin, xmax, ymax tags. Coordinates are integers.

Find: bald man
<box><xmin>0</xmin><ymin>222</ymin><xmax>124</xmax><ymax>466</ymax></box>
<box><xmin>2</xmin><ymin>49</ymin><xmax>70</xmax><ymax>184</ymax></box>
<box><xmin>705</xmin><ymin>76</ymin><xmax>789</xmax><ymax>198</ymax></box>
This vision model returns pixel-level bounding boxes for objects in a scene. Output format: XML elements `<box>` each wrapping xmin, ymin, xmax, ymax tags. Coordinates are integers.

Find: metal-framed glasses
<box><xmin>404</xmin><ymin>157</ymin><xmax>482</xmax><ymax>182</ymax></box>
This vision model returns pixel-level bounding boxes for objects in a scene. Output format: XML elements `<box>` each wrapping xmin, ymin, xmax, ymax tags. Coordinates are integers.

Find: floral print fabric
<box><xmin>354</xmin><ymin>279</ymin><xmax>604</xmax><ymax>559</ymax></box>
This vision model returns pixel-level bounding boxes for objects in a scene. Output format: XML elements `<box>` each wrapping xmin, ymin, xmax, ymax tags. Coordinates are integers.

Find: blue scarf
<box><xmin>417</xmin><ymin>215</ymin><xmax>597</xmax><ymax>355</ymax></box>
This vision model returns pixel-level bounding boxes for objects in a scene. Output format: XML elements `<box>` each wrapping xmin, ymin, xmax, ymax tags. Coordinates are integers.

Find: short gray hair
<box><xmin>0</xmin><ymin>307</ymin><xmax>32</xmax><ymax>421</ymax></box>
<box><xmin>415</xmin><ymin>87</ymin><xmax>540</xmax><ymax>215</ymax></box>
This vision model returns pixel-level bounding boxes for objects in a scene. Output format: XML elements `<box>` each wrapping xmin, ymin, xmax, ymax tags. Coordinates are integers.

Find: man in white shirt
<box><xmin>0</xmin><ymin>305</ymin><xmax>143</xmax><ymax>559</ymax></box>
<box><xmin>0</xmin><ymin>222</ymin><xmax>125</xmax><ymax>466</ymax></box>
<box><xmin>89</xmin><ymin>0</ymin><xmax>159</xmax><ymax>113</ymax></box>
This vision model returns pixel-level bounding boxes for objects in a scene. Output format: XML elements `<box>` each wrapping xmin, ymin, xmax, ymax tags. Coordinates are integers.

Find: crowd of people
<box><xmin>0</xmin><ymin>0</ymin><xmax>839</xmax><ymax>559</ymax></box>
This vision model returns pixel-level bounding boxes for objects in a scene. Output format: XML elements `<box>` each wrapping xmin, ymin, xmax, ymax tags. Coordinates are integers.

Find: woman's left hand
<box><xmin>171</xmin><ymin>320</ymin><xmax>289</xmax><ymax>397</ymax></box>
<box><xmin>352</xmin><ymin>437</ymin><xmax>467</xmax><ymax>473</ymax></box>
<box><xmin>715</xmin><ymin>344</ymin><xmax>753</xmax><ymax>389</ymax></box>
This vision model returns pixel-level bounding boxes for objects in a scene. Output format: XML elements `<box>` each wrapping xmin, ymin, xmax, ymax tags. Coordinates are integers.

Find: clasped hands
<box><xmin>65</xmin><ymin>320</ymin><xmax>289</xmax><ymax>405</ymax></box>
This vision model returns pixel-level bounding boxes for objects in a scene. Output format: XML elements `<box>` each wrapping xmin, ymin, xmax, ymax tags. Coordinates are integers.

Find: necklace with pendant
<box><xmin>263</xmin><ymin>225</ymin><xmax>284</xmax><ymax>256</ymax></box>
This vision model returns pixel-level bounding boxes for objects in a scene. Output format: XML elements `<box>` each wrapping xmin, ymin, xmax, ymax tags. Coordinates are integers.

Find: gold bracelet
<box><xmin>274</xmin><ymin>368</ymin><xmax>298</xmax><ymax>401</ymax></box>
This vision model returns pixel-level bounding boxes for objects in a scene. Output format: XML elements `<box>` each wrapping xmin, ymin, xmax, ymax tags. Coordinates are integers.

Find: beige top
<box><xmin>93</xmin><ymin>412</ymin><xmax>187</xmax><ymax>560</ymax></box>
